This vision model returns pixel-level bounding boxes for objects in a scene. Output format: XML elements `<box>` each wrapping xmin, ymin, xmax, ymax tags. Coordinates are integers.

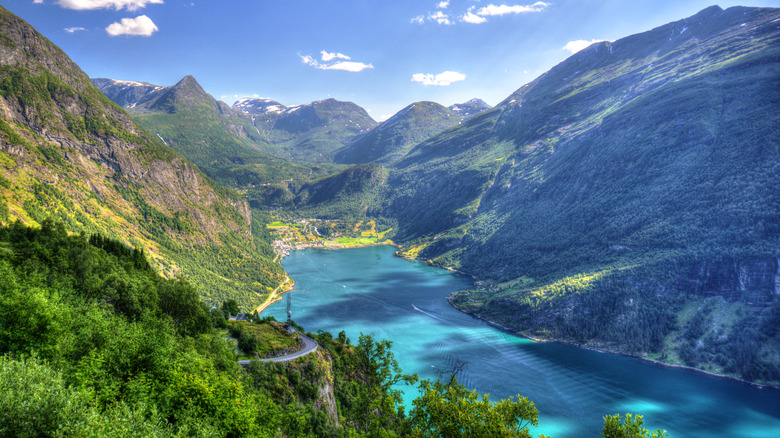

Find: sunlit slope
<box><xmin>0</xmin><ymin>6</ymin><xmax>284</xmax><ymax>309</ymax></box>
<box><xmin>94</xmin><ymin>76</ymin><xmax>335</xmax><ymax>208</ymax></box>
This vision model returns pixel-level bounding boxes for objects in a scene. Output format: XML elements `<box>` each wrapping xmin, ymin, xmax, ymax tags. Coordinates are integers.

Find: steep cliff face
<box><xmin>312</xmin><ymin>350</ymin><xmax>339</xmax><ymax>427</ymax></box>
<box><xmin>0</xmin><ymin>6</ymin><xmax>283</xmax><ymax>308</ymax></box>
<box><xmin>677</xmin><ymin>258</ymin><xmax>780</xmax><ymax>303</ymax></box>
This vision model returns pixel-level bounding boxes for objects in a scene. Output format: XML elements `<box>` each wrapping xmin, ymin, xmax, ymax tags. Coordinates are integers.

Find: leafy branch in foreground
<box><xmin>602</xmin><ymin>413</ymin><xmax>668</xmax><ymax>438</ymax></box>
<box><xmin>410</xmin><ymin>375</ymin><xmax>549</xmax><ymax>438</ymax></box>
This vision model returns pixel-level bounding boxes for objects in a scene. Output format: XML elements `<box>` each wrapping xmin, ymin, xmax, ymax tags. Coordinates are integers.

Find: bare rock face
<box><xmin>313</xmin><ymin>350</ymin><xmax>339</xmax><ymax>427</ymax></box>
<box><xmin>677</xmin><ymin>259</ymin><xmax>779</xmax><ymax>304</ymax></box>
<box><xmin>775</xmin><ymin>258</ymin><xmax>780</xmax><ymax>296</ymax></box>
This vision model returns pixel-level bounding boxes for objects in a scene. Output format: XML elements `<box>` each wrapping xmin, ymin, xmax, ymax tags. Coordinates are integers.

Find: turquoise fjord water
<box><xmin>262</xmin><ymin>246</ymin><xmax>780</xmax><ymax>437</ymax></box>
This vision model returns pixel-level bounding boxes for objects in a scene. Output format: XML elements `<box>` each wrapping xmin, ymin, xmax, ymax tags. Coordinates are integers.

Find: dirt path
<box><xmin>252</xmin><ymin>275</ymin><xmax>291</xmax><ymax>315</ymax></box>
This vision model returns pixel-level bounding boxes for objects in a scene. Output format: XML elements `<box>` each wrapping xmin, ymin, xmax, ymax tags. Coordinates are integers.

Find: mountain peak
<box><xmin>174</xmin><ymin>75</ymin><xmax>203</xmax><ymax>91</ymax></box>
<box><xmin>449</xmin><ymin>98</ymin><xmax>491</xmax><ymax>117</ymax></box>
<box><xmin>141</xmin><ymin>74</ymin><xmax>215</xmax><ymax>114</ymax></box>
<box><xmin>694</xmin><ymin>4</ymin><xmax>724</xmax><ymax>18</ymax></box>
<box><xmin>233</xmin><ymin>97</ymin><xmax>286</xmax><ymax>115</ymax></box>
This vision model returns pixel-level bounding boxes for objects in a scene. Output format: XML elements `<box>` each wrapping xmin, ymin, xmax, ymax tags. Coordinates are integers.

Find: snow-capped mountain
<box><xmin>233</xmin><ymin>97</ymin><xmax>286</xmax><ymax>115</ymax></box>
<box><xmin>91</xmin><ymin>78</ymin><xmax>164</xmax><ymax>109</ymax></box>
<box><xmin>232</xmin><ymin>97</ymin><xmax>378</xmax><ymax>162</ymax></box>
<box><xmin>448</xmin><ymin>98</ymin><xmax>491</xmax><ymax>117</ymax></box>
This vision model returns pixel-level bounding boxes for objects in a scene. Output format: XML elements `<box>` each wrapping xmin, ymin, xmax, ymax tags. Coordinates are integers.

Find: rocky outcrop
<box><xmin>313</xmin><ymin>350</ymin><xmax>339</xmax><ymax>426</ymax></box>
<box><xmin>677</xmin><ymin>258</ymin><xmax>779</xmax><ymax>304</ymax></box>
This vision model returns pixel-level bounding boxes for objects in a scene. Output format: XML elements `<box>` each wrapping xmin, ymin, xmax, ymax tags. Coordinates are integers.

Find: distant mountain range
<box><xmin>335</xmin><ymin>100</ymin><xmax>491</xmax><ymax>164</ymax></box>
<box><xmin>94</xmin><ymin>77</ymin><xmax>492</xmax><ymax>165</ymax></box>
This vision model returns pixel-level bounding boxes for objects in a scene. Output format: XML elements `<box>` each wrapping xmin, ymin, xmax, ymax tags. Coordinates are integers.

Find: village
<box><xmin>267</xmin><ymin>217</ymin><xmax>394</xmax><ymax>260</ymax></box>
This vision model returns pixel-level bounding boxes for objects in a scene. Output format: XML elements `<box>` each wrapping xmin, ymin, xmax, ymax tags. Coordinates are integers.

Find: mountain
<box><xmin>95</xmin><ymin>76</ymin><xmax>335</xmax><ymax>207</ymax></box>
<box><xmin>334</xmin><ymin>98</ymin><xmax>491</xmax><ymax>165</ymax></box>
<box><xmin>0</xmin><ymin>6</ymin><xmax>285</xmax><ymax>309</ymax></box>
<box><xmin>234</xmin><ymin>97</ymin><xmax>378</xmax><ymax>163</ymax></box>
<box><xmin>293</xmin><ymin>163</ymin><xmax>388</xmax><ymax>219</ymax></box>
<box><xmin>334</xmin><ymin>101</ymin><xmax>464</xmax><ymax>164</ymax></box>
<box><xmin>449</xmin><ymin>98</ymin><xmax>491</xmax><ymax>117</ymax></box>
<box><xmin>94</xmin><ymin>75</ymin><xmax>228</xmax><ymax>115</ymax></box>
<box><xmin>90</xmin><ymin>77</ymin><xmax>163</xmax><ymax>108</ymax></box>
<box><xmin>233</xmin><ymin>97</ymin><xmax>285</xmax><ymax>115</ymax></box>
<box><xmin>360</xmin><ymin>6</ymin><xmax>779</xmax><ymax>383</ymax></box>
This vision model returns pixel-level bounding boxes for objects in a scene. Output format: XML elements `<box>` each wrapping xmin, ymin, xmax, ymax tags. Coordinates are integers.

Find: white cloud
<box><xmin>64</xmin><ymin>26</ymin><xmax>87</xmax><ymax>33</ymax></box>
<box><xmin>33</xmin><ymin>0</ymin><xmax>44</xmax><ymax>4</ymax></box>
<box><xmin>462</xmin><ymin>12</ymin><xmax>487</xmax><ymax>24</ymax></box>
<box><xmin>562</xmin><ymin>39</ymin><xmax>605</xmax><ymax>54</ymax></box>
<box><xmin>57</xmin><ymin>0</ymin><xmax>163</xmax><ymax>10</ymax></box>
<box><xmin>429</xmin><ymin>11</ymin><xmax>451</xmax><ymax>25</ymax></box>
<box><xmin>477</xmin><ymin>2</ymin><xmax>549</xmax><ymax>16</ymax></box>
<box><xmin>301</xmin><ymin>52</ymin><xmax>373</xmax><ymax>72</ymax></box>
<box><xmin>321</xmin><ymin>51</ymin><xmax>350</xmax><ymax>62</ymax></box>
<box><xmin>320</xmin><ymin>61</ymin><xmax>373</xmax><ymax>72</ymax></box>
<box><xmin>420</xmin><ymin>2</ymin><xmax>548</xmax><ymax>25</ymax></box>
<box><xmin>411</xmin><ymin>71</ymin><xmax>466</xmax><ymax>86</ymax></box>
<box><xmin>105</xmin><ymin>15</ymin><xmax>158</xmax><ymax>36</ymax></box>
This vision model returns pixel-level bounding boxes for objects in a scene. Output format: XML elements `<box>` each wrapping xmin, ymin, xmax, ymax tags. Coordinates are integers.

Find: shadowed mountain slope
<box><xmin>370</xmin><ymin>5</ymin><xmax>780</xmax><ymax>383</ymax></box>
<box><xmin>335</xmin><ymin>100</ymin><xmax>484</xmax><ymax>165</ymax></box>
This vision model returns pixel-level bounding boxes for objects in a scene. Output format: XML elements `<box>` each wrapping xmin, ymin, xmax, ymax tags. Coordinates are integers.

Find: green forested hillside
<box><xmin>293</xmin><ymin>163</ymin><xmax>390</xmax><ymax>221</ymax></box>
<box><xmin>334</xmin><ymin>101</ymin><xmax>465</xmax><ymax>165</ymax></box>
<box><xmin>375</xmin><ymin>6</ymin><xmax>780</xmax><ymax>383</ymax></box>
<box><xmin>1</xmin><ymin>221</ymin><xmax>658</xmax><ymax>437</ymax></box>
<box><xmin>0</xmin><ymin>6</ymin><xmax>284</xmax><ymax>309</ymax></box>
<box><xmin>94</xmin><ymin>76</ymin><xmax>344</xmax><ymax>208</ymax></box>
<box><xmin>0</xmin><ymin>221</ymin><xmax>406</xmax><ymax>437</ymax></box>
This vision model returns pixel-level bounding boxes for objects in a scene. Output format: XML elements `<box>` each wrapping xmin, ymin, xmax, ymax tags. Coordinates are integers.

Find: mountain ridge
<box><xmin>335</xmin><ymin>101</ymin><xmax>462</xmax><ymax>165</ymax></box>
<box><xmin>288</xmin><ymin>5</ymin><xmax>780</xmax><ymax>384</ymax></box>
<box><xmin>0</xmin><ymin>5</ymin><xmax>284</xmax><ymax>309</ymax></box>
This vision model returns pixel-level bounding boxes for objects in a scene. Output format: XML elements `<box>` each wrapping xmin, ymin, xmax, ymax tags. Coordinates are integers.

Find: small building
<box><xmin>229</xmin><ymin>313</ymin><xmax>250</xmax><ymax>321</ymax></box>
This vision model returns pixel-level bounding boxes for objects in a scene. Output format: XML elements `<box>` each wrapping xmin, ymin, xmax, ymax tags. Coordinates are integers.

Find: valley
<box><xmin>1</xmin><ymin>2</ymin><xmax>779</xmax><ymax>436</ymax></box>
<box><xmin>91</xmin><ymin>5</ymin><xmax>780</xmax><ymax>386</ymax></box>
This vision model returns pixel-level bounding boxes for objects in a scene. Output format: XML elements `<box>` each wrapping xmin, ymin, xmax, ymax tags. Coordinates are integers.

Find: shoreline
<box><xmin>273</xmin><ymin>239</ymin><xmax>780</xmax><ymax>391</ymax></box>
<box><xmin>273</xmin><ymin>240</ymin><xmax>399</xmax><ymax>260</ymax></box>
<box><xmin>259</xmin><ymin>240</ymin><xmax>396</xmax><ymax>313</ymax></box>
<box><xmin>446</xmin><ymin>296</ymin><xmax>780</xmax><ymax>391</ymax></box>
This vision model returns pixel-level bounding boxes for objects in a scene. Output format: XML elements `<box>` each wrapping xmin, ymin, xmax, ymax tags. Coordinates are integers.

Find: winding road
<box><xmin>238</xmin><ymin>334</ymin><xmax>318</xmax><ymax>366</ymax></box>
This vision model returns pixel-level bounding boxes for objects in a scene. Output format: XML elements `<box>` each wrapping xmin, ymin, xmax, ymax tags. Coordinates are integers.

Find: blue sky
<box><xmin>6</xmin><ymin>0</ymin><xmax>780</xmax><ymax>120</ymax></box>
